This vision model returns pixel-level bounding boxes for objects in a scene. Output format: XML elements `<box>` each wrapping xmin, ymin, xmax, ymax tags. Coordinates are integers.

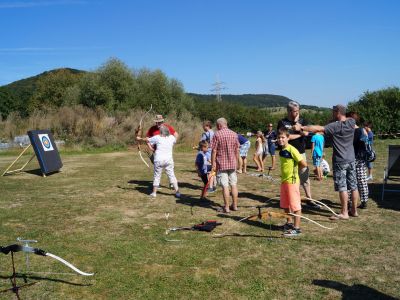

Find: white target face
<box><xmin>38</xmin><ymin>134</ymin><xmax>54</xmax><ymax>151</ymax></box>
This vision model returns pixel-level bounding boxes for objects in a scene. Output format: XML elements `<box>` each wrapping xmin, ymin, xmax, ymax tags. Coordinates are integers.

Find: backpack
<box><xmin>358</xmin><ymin>128</ymin><xmax>376</xmax><ymax>162</ymax></box>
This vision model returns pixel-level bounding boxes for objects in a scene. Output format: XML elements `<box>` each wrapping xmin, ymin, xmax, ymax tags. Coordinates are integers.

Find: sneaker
<box><xmin>283</xmin><ymin>222</ymin><xmax>294</xmax><ymax>231</ymax></box>
<box><xmin>358</xmin><ymin>202</ymin><xmax>367</xmax><ymax>209</ymax></box>
<box><xmin>207</xmin><ymin>188</ymin><xmax>215</xmax><ymax>193</ymax></box>
<box><xmin>306</xmin><ymin>201</ymin><xmax>321</xmax><ymax>209</ymax></box>
<box><xmin>283</xmin><ymin>228</ymin><xmax>301</xmax><ymax>237</ymax></box>
<box><xmin>366</xmin><ymin>176</ymin><xmax>373</xmax><ymax>181</ymax></box>
<box><xmin>175</xmin><ymin>192</ymin><xmax>181</xmax><ymax>198</ymax></box>
<box><xmin>170</xmin><ymin>184</ymin><xmax>174</xmax><ymax>190</ymax></box>
<box><xmin>149</xmin><ymin>192</ymin><xmax>157</xmax><ymax>198</ymax></box>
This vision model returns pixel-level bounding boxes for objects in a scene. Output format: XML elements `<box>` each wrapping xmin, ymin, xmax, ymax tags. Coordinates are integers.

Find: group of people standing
<box><xmin>136</xmin><ymin>100</ymin><xmax>374</xmax><ymax>237</ymax></box>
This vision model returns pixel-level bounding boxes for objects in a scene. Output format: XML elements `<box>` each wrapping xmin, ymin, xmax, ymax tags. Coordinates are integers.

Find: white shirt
<box><xmin>321</xmin><ymin>159</ymin><xmax>330</xmax><ymax>173</ymax></box>
<box><xmin>149</xmin><ymin>135</ymin><xmax>176</xmax><ymax>162</ymax></box>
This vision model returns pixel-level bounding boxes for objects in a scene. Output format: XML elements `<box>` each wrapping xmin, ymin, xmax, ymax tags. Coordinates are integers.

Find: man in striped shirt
<box><xmin>211</xmin><ymin>118</ymin><xmax>240</xmax><ymax>213</ymax></box>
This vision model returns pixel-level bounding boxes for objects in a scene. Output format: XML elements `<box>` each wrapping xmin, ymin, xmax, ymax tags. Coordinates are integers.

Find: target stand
<box><xmin>2</xmin><ymin>130</ymin><xmax>62</xmax><ymax>177</ymax></box>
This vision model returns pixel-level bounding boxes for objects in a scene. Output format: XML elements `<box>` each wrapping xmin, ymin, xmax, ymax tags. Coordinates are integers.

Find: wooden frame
<box><xmin>2</xmin><ymin>145</ymin><xmax>38</xmax><ymax>176</ymax></box>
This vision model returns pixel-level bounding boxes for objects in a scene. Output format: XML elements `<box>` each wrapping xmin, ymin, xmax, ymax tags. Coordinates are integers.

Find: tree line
<box><xmin>1</xmin><ymin>58</ymin><xmax>399</xmax><ymax>142</ymax></box>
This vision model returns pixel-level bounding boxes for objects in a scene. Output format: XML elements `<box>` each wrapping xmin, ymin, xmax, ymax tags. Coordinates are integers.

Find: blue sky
<box><xmin>1</xmin><ymin>0</ymin><xmax>399</xmax><ymax>107</ymax></box>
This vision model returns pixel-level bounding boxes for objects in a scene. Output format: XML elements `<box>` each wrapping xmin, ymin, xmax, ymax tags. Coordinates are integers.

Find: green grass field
<box><xmin>1</xmin><ymin>140</ymin><xmax>399</xmax><ymax>299</ymax></box>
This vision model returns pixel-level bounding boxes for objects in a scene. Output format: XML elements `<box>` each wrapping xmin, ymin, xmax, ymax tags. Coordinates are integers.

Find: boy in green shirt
<box><xmin>277</xmin><ymin>128</ymin><xmax>308</xmax><ymax>237</ymax></box>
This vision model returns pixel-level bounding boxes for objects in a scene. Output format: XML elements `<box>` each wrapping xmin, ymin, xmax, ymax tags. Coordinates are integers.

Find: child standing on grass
<box><xmin>311</xmin><ymin>132</ymin><xmax>325</xmax><ymax>181</ymax></box>
<box><xmin>253</xmin><ymin>131</ymin><xmax>265</xmax><ymax>172</ymax></box>
<box><xmin>320</xmin><ymin>155</ymin><xmax>331</xmax><ymax>178</ymax></box>
<box><xmin>136</xmin><ymin>126</ymin><xmax>181</xmax><ymax>198</ymax></box>
<box><xmin>277</xmin><ymin>128</ymin><xmax>308</xmax><ymax>237</ymax></box>
<box><xmin>195</xmin><ymin>141</ymin><xmax>215</xmax><ymax>198</ymax></box>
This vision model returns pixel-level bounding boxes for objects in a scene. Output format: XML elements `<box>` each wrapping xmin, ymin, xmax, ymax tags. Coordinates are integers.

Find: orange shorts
<box><xmin>280</xmin><ymin>183</ymin><xmax>301</xmax><ymax>212</ymax></box>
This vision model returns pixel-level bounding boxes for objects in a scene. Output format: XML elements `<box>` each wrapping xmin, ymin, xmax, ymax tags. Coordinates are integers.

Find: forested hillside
<box><xmin>0</xmin><ymin>58</ymin><xmax>398</xmax><ymax>148</ymax></box>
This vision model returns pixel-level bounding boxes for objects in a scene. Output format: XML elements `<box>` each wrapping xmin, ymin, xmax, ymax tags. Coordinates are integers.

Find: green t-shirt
<box><xmin>279</xmin><ymin>144</ymin><xmax>303</xmax><ymax>184</ymax></box>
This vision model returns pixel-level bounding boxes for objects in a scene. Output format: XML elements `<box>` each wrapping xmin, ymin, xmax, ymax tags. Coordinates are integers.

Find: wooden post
<box><xmin>2</xmin><ymin>145</ymin><xmax>33</xmax><ymax>176</ymax></box>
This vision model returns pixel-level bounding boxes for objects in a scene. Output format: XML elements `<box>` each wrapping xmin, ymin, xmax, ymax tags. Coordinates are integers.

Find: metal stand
<box><xmin>2</xmin><ymin>145</ymin><xmax>35</xmax><ymax>176</ymax></box>
<box><xmin>16</xmin><ymin>238</ymin><xmax>38</xmax><ymax>272</ymax></box>
<box><xmin>0</xmin><ymin>252</ymin><xmax>38</xmax><ymax>299</ymax></box>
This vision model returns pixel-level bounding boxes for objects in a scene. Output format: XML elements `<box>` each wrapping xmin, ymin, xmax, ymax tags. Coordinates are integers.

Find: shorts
<box><xmin>280</xmin><ymin>183</ymin><xmax>301</xmax><ymax>212</ymax></box>
<box><xmin>366</xmin><ymin>161</ymin><xmax>373</xmax><ymax>169</ymax></box>
<box><xmin>217</xmin><ymin>170</ymin><xmax>237</xmax><ymax>187</ymax></box>
<box><xmin>313</xmin><ymin>156</ymin><xmax>322</xmax><ymax>167</ymax></box>
<box><xmin>268</xmin><ymin>143</ymin><xmax>276</xmax><ymax>155</ymax></box>
<box><xmin>333</xmin><ymin>162</ymin><xmax>357</xmax><ymax>192</ymax></box>
<box><xmin>239</xmin><ymin>141</ymin><xmax>251</xmax><ymax>157</ymax></box>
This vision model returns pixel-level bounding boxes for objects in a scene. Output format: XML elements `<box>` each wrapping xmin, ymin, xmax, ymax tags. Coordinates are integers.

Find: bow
<box><xmin>135</xmin><ymin>105</ymin><xmax>153</xmax><ymax>168</ymax></box>
<box><xmin>301</xmin><ymin>197</ymin><xmax>340</xmax><ymax>217</ymax></box>
<box><xmin>247</xmin><ymin>208</ymin><xmax>335</xmax><ymax>230</ymax></box>
<box><xmin>213</xmin><ymin>207</ymin><xmax>335</xmax><ymax>237</ymax></box>
<box><xmin>1</xmin><ymin>244</ymin><xmax>94</xmax><ymax>276</ymax></box>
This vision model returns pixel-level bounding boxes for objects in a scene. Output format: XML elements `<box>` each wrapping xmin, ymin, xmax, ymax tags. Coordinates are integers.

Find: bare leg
<box><xmin>231</xmin><ymin>185</ymin><xmax>238</xmax><ymax>209</ymax></box>
<box><xmin>222</xmin><ymin>186</ymin><xmax>231</xmax><ymax>211</ymax></box>
<box><xmin>253</xmin><ymin>154</ymin><xmax>261</xmax><ymax>171</ymax></box>
<box><xmin>293</xmin><ymin>209</ymin><xmax>301</xmax><ymax>229</ymax></box>
<box><xmin>271</xmin><ymin>155</ymin><xmax>276</xmax><ymax>169</ymax></box>
<box><xmin>301</xmin><ymin>179</ymin><xmax>312</xmax><ymax>199</ymax></box>
<box><xmin>237</xmin><ymin>156</ymin><xmax>243</xmax><ymax>172</ymax></box>
<box><xmin>258</xmin><ymin>154</ymin><xmax>264</xmax><ymax>171</ymax></box>
<box><xmin>338</xmin><ymin>191</ymin><xmax>349</xmax><ymax>217</ymax></box>
<box><xmin>350</xmin><ymin>189</ymin><xmax>359</xmax><ymax>215</ymax></box>
<box><xmin>284</xmin><ymin>208</ymin><xmax>293</xmax><ymax>224</ymax></box>
<box><xmin>243</xmin><ymin>157</ymin><xmax>247</xmax><ymax>173</ymax></box>
<box><xmin>317</xmin><ymin>166</ymin><xmax>323</xmax><ymax>180</ymax></box>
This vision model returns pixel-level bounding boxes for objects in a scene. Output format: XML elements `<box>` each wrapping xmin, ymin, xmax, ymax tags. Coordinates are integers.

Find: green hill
<box><xmin>0</xmin><ymin>68</ymin><xmax>85</xmax><ymax>117</ymax></box>
<box><xmin>188</xmin><ymin>93</ymin><xmax>327</xmax><ymax>110</ymax></box>
<box><xmin>0</xmin><ymin>68</ymin><xmax>328</xmax><ymax>119</ymax></box>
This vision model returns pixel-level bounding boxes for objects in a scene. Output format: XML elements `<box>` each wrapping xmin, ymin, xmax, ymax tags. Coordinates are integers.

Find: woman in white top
<box><xmin>137</xmin><ymin>126</ymin><xmax>180</xmax><ymax>198</ymax></box>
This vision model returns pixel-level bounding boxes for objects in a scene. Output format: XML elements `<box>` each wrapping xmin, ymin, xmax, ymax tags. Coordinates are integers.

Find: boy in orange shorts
<box><xmin>277</xmin><ymin>128</ymin><xmax>308</xmax><ymax>237</ymax></box>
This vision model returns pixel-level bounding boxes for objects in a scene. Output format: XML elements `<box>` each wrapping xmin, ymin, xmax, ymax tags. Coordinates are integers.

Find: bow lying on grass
<box><xmin>0</xmin><ymin>244</ymin><xmax>94</xmax><ymax>276</ymax></box>
<box><xmin>213</xmin><ymin>207</ymin><xmax>335</xmax><ymax>237</ymax></box>
<box><xmin>248</xmin><ymin>209</ymin><xmax>335</xmax><ymax>230</ymax></box>
<box><xmin>301</xmin><ymin>197</ymin><xmax>340</xmax><ymax>217</ymax></box>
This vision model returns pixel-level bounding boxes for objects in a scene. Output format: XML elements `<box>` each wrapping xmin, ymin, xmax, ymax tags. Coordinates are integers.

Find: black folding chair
<box><xmin>382</xmin><ymin>145</ymin><xmax>400</xmax><ymax>200</ymax></box>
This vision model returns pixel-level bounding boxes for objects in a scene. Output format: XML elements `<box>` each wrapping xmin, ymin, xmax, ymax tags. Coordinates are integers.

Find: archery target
<box><xmin>38</xmin><ymin>134</ymin><xmax>54</xmax><ymax>151</ymax></box>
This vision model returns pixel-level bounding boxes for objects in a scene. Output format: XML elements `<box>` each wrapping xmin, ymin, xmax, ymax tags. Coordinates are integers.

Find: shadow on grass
<box><xmin>216</xmin><ymin>213</ymin><xmax>283</xmax><ymax>231</ymax></box>
<box><xmin>312</xmin><ymin>279</ymin><xmax>397</xmax><ymax>300</ymax></box>
<box><xmin>175</xmin><ymin>194</ymin><xmax>222</xmax><ymax>213</ymax></box>
<box><xmin>127</xmin><ymin>179</ymin><xmax>200</xmax><ymax>191</ymax></box>
<box><xmin>368</xmin><ymin>181</ymin><xmax>400</xmax><ymax>211</ymax></box>
<box><xmin>17</xmin><ymin>169</ymin><xmax>60</xmax><ymax>177</ymax></box>
<box><xmin>0</xmin><ymin>273</ymin><xmax>92</xmax><ymax>287</ymax></box>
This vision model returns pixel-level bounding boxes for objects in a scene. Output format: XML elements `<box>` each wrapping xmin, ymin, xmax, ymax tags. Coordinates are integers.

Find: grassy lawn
<box><xmin>1</xmin><ymin>139</ymin><xmax>399</xmax><ymax>299</ymax></box>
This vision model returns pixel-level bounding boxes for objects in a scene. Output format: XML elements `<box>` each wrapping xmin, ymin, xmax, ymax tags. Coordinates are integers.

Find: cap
<box><xmin>153</xmin><ymin>114</ymin><xmax>164</xmax><ymax>123</ymax></box>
